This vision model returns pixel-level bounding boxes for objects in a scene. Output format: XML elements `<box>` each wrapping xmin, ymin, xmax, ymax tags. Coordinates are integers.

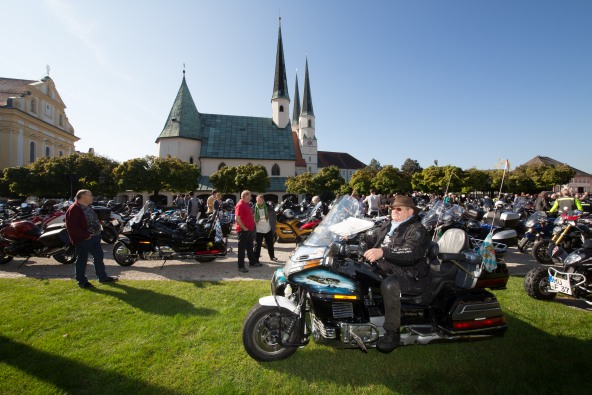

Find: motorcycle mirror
<box><xmin>329</xmin><ymin>242</ymin><xmax>342</xmax><ymax>256</ymax></box>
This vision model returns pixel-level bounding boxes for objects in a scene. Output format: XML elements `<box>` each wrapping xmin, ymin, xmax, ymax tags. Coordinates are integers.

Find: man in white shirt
<box><xmin>364</xmin><ymin>189</ymin><xmax>380</xmax><ymax>217</ymax></box>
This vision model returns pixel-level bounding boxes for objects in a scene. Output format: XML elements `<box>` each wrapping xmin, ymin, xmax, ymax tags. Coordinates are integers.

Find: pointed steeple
<box><xmin>292</xmin><ymin>73</ymin><xmax>300</xmax><ymax>124</ymax></box>
<box><xmin>271</xmin><ymin>18</ymin><xmax>289</xmax><ymax>101</ymax></box>
<box><xmin>156</xmin><ymin>70</ymin><xmax>202</xmax><ymax>141</ymax></box>
<box><xmin>301</xmin><ymin>58</ymin><xmax>314</xmax><ymax>116</ymax></box>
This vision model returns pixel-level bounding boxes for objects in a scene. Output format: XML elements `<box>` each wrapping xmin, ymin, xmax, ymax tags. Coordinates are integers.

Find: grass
<box><xmin>0</xmin><ymin>277</ymin><xmax>590</xmax><ymax>395</ymax></box>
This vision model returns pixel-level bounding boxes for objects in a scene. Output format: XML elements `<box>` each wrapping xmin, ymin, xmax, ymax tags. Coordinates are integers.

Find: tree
<box><xmin>285</xmin><ymin>172</ymin><xmax>316</xmax><ymax>195</ymax></box>
<box><xmin>348</xmin><ymin>167</ymin><xmax>377</xmax><ymax>195</ymax></box>
<box><xmin>1</xmin><ymin>167</ymin><xmax>33</xmax><ymax>197</ymax></box>
<box><xmin>411</xmin><ymin>166</ymin><xmax>464</xmax><ymax>194</ymax></box>
<box><xmin>373</xmin><ymin>165</ymin><xmax>411</xmax><ymax>194</ymax></box>
<box><xmin>312</xmin><ymin>166</ymin><xmax>345</xmax><ymax>201</ymax></box>
<box><xmin>209</xmin><ymin>166</ymin><xmax>238</xmax><ymax>194</ymax></box>
<box><xmin>113</xmin><ymin>156</ymin><xmax>200</xmax><ymax>197</ymax></box>
<box><xmin>462</xmin><ymin>168</ymin><xmax>492</xmax><ymax>194</ymax></box>
<box><xmin>367</xmin><ymin>158</ymin><xmax>382</xmax><ymax>172</ymax></box>
<box><xmin>209</xmin><ymin>164</ymin><xmax>269</xmax><ymax>194</ymax></box>
<box><xmin>400</xmin><ymin>158</ymin><xmax>423</xmax><ymax>176</ymax></box>
<box><xmin>509</xmin><ymin>163</ymin><xmax>575</xmax><ymax>193</ymax></box>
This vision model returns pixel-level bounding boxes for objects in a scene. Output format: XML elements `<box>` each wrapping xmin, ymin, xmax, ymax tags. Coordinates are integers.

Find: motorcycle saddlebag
<box><xmin>465</xmin><ymin>209</ymin><xmax>484</xmax><ymax>221</ymax></box>
<box><xmin>492</xmin><ymin>229</ymin><xmax>517</xmax><ymax>247</ymax></box>
<box><xmin>39</xmin><ymin>228</ymin><xmax>70</xmax><ymax>248</ymax></box>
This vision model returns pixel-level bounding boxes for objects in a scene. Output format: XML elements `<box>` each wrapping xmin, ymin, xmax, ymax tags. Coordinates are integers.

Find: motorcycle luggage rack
<box><xmin>469</xmin><ymin>236</ymin><xmax>507</xmax><ymax>255</ymax></box>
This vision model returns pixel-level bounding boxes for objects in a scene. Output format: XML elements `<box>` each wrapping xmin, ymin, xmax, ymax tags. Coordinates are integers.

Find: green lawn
<box><xmin>1</xmin><ymin>277</ymin><xmax>590</xmax><ymax>395</ymax></box>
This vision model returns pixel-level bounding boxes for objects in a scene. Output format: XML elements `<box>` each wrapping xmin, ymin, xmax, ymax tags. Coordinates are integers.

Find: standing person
<box><xmin>213</xmin><ymin>192</ymin><xmax>224</xmax><ymax>211</ymax></box>
<box><xmin>235</xmin><ymin>190</ymin><xmax>260</xmax><ymax>273</ymax></box>
<box><xmin>186</xmin><ymin>191</ymin><xmax>201</xmax><ymax>219</ymax></box>
<box><xmin>65</xmin><ymin>189</ymin><xmax>117</xmax><ymax>289</ymax></box>
<box><xmin>253</xmin><ymin>195</ymin><xmax>279</xmax><ymax>263</ymax></box>
<box><xmin>534</xmin><ymin>191</ymin><xmax>550</xmax><ymax>213</ymax></box>
<box><xmin>364</xmin><ymin>189</ymin><xmax>380</xmax><ymax>217</ymax></box>
<box><xmin>549</xmin><ymin>187</ymin><xmax>583</xmax><ymax>214</ymax></box>
<box><xmin>207</xmin><ymin>189</ymin><xmax>218</xmax><ymax>215</ymax></box>
<box><xmin>363</xmin><ymin>195</ymin><xmax>430</xmax><ymax>353</ymax></box>
<box><xmin>175</xmin><ymin>194</ymin><xmax>185</xmax><ymax>209</ymax></box>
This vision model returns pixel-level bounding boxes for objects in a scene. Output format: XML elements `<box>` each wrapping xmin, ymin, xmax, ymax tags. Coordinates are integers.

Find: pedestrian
<box><xmin>235</xmin><ymin>190</ymin><xmax>260</xmax><ymax>273</ymax></box>
<box><xmin>186</xmin><ymin>191</ymin><xmax>201</xmax><ymax>219</ymax></box>
<box><xmin>207</xmin><ymin>189</ymin><xmax>218</xmax><ymax>215</ymax></box>
<box><xmin>253</xmin><ymin>195</ymin><xmax>279</xmax><ymax>263</ymax></box>
<box><xmin>65</xmin><ymin>189</ymin><xmax>117</xmax><ymax>289</ymax></box>
<box><xmin>213</xmin><ymin>191</ymin><xmax>224</xmax><ymax>211</ymax></box>
<box><xmin>364</xmin><ymin>189</ymin><xmax>380</xmax><ymax>217</ymax></box>
<box><xmin>534</xmin><ymin>191</ymin><xmax>550</xmax><ymax>213</ymax></box>
<box><xmin>175</xmin><ymin>194</ymin><xmax>185</xmax><ymax>209</ymax></box>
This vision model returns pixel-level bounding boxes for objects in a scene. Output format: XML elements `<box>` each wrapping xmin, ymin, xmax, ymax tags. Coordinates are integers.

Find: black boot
<box><xmin>376</xmin><ymin>330</ymin><xmax>400</xmax><ymax>353</ymax></box>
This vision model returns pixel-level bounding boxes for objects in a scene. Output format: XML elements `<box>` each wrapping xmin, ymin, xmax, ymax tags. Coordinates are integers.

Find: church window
<box><xmin>279</xmin><ymin>105</ymin><xmax>284</xmax><ymax>112</ymax></box>
<box><xmin>30</xmin><ymin>99</ymin><xmax>36</xmax><ymax>113</ymax></box>
<box><xmin>45</xmin><ymin>147</ymin><xmax>51</xmax><ymax>157</ymax></box>
<box><xmin>189</xmin><ymin>156</ymin><xmax>194</xmax><ymax>164</ymax></box>
<box><xmin>59</xmin><ymin>114</ymin><xmax>63</xmax><ymax>126</ymax></box>
<box><xmin>308</xmin><ymin>119</ymin><xmax>312</xmax><ymax>128</ymax></box>
<box><xmin>218</xmin><ymin>162</ymin><xmax>226</xmax><ymax>170</ymax></box>
<box><xmin>29</xmin><ymin>141</ymin><xmax>36</xmax><ymax>163</ymax></box>
<box><xmin>59</xmin><ymin>151</ymin><xmax>63</xmax><ymax>157</ymax></box>
<box><xmin>272</xmin><ymin>164</ymin><xmax>280</xmax><ymax>176</ymax></box>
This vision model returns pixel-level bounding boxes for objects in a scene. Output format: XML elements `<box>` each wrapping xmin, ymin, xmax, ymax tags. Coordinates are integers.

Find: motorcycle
<box><xmin>112</xmin><ymin>201</ymin><xmax>227</xmax><ymax>266</ymax></box>
<box><xmin>517</xmin><ymin>211</ymin><xmax>555</xmax><ymax>253</ymax></box>
<box><xmin>0</xmin><ymin>221</ymin><xmax>76</xmax><ymax>265</ymax></box>
<box><xmin>274</xmin><ymin>199</ymin><xmax>315</xmax><ymax>244</ymax></box>
<box><xmin>242</xmin><ymin>195</ymin><xmax>508</xmax><ymax>362</ymax></box>
<box><xmin>531</xmin><ymin>211</ymin><xmax>591</xmax><ymax>265</ymax></box>
<box><xmin>524</xmin><ymin>239</ymin><xmax>592</xmax><ymax>305</ymax></box>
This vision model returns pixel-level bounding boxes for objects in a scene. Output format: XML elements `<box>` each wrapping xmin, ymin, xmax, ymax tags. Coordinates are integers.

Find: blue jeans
<box><xmin>75</xmin><ymin>234</ymin><xmax>109</xmax><ymax>285</ymax></box>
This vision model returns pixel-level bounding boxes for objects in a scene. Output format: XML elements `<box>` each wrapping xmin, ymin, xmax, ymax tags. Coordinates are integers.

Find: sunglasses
<box><xmin>392</xmin><ymin>207</ymin><xmax>409</xmax><ymax>212</ymax></box>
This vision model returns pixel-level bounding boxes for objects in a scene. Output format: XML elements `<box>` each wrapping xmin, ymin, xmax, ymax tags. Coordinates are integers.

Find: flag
<box><xmin>504</xmin><ymin>159</ymin><xmax>511</xmax><ymax>171</ymax></box>
<box><xmin>214</xmin><ymin>218</ymin><xmax>223</xmax><ymax>243</ymax></box>
<box><xmin>478</xmin><ymin>233</ymin><xmax>497</xmax><ymax>272</ymax></box>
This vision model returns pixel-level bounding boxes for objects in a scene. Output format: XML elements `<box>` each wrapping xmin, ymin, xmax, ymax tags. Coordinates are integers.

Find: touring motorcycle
<box><xmin>524</xmin><ymin>239</ymin><xmax>592</xmax><ymax>305</ymax></box>
<box><xmin>112</xmin><ymin>201</ymin><xmax>226</xmax><ymax>266</ymax></box>
<box><xmin>242</xmin><ymin>195</ymin><xmax>508</xmax><ymax>361</ymax></box>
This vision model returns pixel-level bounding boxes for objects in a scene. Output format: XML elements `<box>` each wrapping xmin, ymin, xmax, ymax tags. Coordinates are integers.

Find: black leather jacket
<box><xmin>382</xmin><ymin>215</ymin><xmax>430</xmax><ymax>268</ymax></box>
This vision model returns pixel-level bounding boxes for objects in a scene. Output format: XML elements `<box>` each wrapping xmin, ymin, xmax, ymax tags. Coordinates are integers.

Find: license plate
<box><xmin>549</xmin><ymin>275</ymin><xmax>572</xmax><ymax>295</ymax></box>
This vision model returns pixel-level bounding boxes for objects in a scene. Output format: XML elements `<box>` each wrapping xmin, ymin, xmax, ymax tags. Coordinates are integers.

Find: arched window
<box><xmin>189</xmin><ymin>156</ymin><xmax>194</xmax><ymax>164</ymax></box>
<box><xmin>218</xmin><ymin>162</ymin><xmax>226</xmax><ymax>170</ymax></box>
<box><xmin>45</xmin><ymin>147</ymin><xmax>51</xmax><ymax>157</ymax></box>
<box><xmin>279</xmin><ymin>105</ymin><xmax>284</xmax><ymax>112</ymax></box>
<box><xmin>30</xmin><ymin>99</ymin><xmax>36</xmax><ymax>113</ymax></box>
<box><xmin>29</xmin><ymin>141</ymin><xmax>36</xmax><ymax>163</ymax></box>
<box><xmin>271</xmin><ymin>163</ymin><xmax>280</xmax><ymax>176</ymax></box>
<box><xmin>307</xmin><ymin>119</ymin><xmax>312</xmax><ymax>128</ymax></box>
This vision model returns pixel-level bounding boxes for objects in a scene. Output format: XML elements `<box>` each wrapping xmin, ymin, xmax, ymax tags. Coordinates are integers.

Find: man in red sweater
<box><xmin>234</xmin><ymin>190</ymin><xmax>260</xmax><ymax>273</ymax></box>
<box><xmin>65</xmin><ymin>189</ymin><xmax>117</xmax><ymax>288</ymax></box>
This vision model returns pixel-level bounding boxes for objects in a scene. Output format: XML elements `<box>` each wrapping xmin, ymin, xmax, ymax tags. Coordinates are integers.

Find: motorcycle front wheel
<box><xmin>517</xmin><ymin>237</ymin><xmax>533</xmax><ymax>253</ymax></box>
<box><xmin>101</xmin><ymin>225</ymin><xmax>119</xmax><ymax>244</ymax></box>
<box><xmin>524</xmin><ymin>267</ymin><xmax>557</xmax><ymax>301</ymax></box>
<box><xmin>113</xmin><ymin>241</ymin><xmax>138</xmax><ymax>266</ymax></box>
<box><xmin>531</xmin><ymin>239</ymin><xmax>554</xmax><ymax>265</ymax></box>
<box><xmin>242</xmin><ymin>303</ymin><xmax>300</xmax><ymax>362</ymax></box>
<box><xmin>53</xmin><ymin>245</ymin><xmax>76</xmax><ymax>264</ymax></box>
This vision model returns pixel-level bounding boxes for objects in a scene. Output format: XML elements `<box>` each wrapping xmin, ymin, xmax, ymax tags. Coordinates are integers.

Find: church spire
<box><xmin>156</xmin><ymin>70</ymin><xmax>201</xmax><ymax>141</ymax></box>
<box><xmin>301</xmin><ymin>57</ymin><xmax>314</xmax><ymax>116</ymax></box>
<box><xmin>271</xmin><ymin>18</ymin><xmax>289</xmax><ymax>101</ymax></box>
<box><xmin>292</xmin><ymin>73</ymin><xmax>300</xmax><ymax>124</ymax></box>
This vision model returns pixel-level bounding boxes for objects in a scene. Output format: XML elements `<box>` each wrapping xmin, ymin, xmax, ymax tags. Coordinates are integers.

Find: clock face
<box><xmin>307</xmin><ymin>140</ymin><xmax>312</xmax><ymax>145</ymax></box>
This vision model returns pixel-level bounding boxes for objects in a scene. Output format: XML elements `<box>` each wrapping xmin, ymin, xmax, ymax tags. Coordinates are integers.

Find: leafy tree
<box><xmin>285</xmin><ymin>172</ymin><xmax>316</xmax><ymax>195</ymax></box>
<box><xmin>312</xmin><ymin>166</ymin><xmax>345</xmax><ymax>200</ymax></box>
<box><xmin>113</xmin><ymin>156</ymin><xmax>199</xmax><ymax>197</ymax></box>
<box><xmin>348</xmin><ymin>167</ymin><xmax>377</xmax><ymax>195</ymax></box>
<box><xmin>462</xmin><ymin>168</ymin><xmax>492</xmax><ymax>194</ymax></box>
<box><xmin>400</xmin><ymin>158</ymin><xmax>423</xmax><ymax>176</ymax></box>
<box><xmin>373</xmin><ymin>165</ymin><xmax>411</xmax><ymax>194</ymax></box>
<box><xmin>1</xmin><ymin>167</ymin><xmax>34</xmax><ymax>197</ymax></box>
<box><xmin>235</xmin><ymin>164</ymin><xmax>269</xmax><ymax>193</ymax></box>
<box><xmin>367</xmin><ymin>158</ymin><xmax>382</xmax><ymax>172</ymax></box>
<box><xmin>411</xmin><ymin>166</ymin><xmax>464</xmax><ymax>194</ymax></box>
<box><xmin>210</xmin><ymin>166</ymin><xmax>238</xmax><ymax>194</ymax></box>
<box><xmin>509</xmin><ymin>163</ymin><xmax>575</xmax><ymax>193</ymax></box>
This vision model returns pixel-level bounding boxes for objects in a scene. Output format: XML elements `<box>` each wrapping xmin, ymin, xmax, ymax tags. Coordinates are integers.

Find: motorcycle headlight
<box><xmin>564</xmin><ymin>253</ymin><xmax>583</xmax><ymax>265</ymax></box>
<box><xmin>552</xmin><ymin>226</ymin><xmax>563</xmax><ymax>235</ymax></box>
<box><xmin>525</xmin><ymin>219</ymin><xmax>535</xmax><ymax>228</ymax></box>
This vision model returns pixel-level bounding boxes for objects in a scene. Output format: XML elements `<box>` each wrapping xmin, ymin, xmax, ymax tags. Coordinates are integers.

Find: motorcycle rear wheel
<box><xmin>101</xmin><ymin>225</ymin><xmax>119</xmax><ymax>244</ymax></box>
<box><xmin>531</xmin><ymin>239</ymin><xmax>553</xmax><ymax>265</ymax></box>
<box><xmin>113</xmin><ymin>241</ymin><xmax>138</xmax><ymax>266</ymax></box>
<box><xmin>53</xmin><ymin>245</ymin><xmax>76</xmax><ymax>264</ymax></box>
<box><xmin>524</xmin><ymin>267</ymin><xmax>557</xmax><ymax>301</ymax></box>
<box><xmin>242</xmin><ymin>303</ymin><xmax>299</xmax><ymax>362</ymax></box>
<box><xmin>0</xmin><ymin>254</ymin><xmax>14</xmax><ymax>264</ymax></box>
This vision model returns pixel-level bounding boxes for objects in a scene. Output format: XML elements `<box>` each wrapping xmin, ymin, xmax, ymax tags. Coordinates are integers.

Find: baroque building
<box><xmin>0</xmin><ymin>76</ymin><xmax>78</xmax><ymax>170</ymax></box>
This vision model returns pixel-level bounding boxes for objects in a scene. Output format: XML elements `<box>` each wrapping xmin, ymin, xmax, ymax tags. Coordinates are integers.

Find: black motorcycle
<box><xmin>524</xmin><ymin>239</ymin><xmax>592</xmax><ymax>305</ymax></box>
<box><xmin>531</xmin><ymin>211</ymin><xmax>590</xmax><ymax>265</ymax></box>
<box><xmin>242</xmin><ymin>195</ymin><xmax>508</xmax><ymax>362</ymax></box>
<box><xmin>112</xmin><ymin>201</ymin><xmax>226</xmax><ymax>266</ymax></box>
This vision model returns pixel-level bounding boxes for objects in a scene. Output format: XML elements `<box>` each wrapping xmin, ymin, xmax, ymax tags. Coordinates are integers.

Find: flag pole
<box><xmin>497</xmin><ymin>160</ymin><xmax>509</xmax><ymax>201</ymax></box>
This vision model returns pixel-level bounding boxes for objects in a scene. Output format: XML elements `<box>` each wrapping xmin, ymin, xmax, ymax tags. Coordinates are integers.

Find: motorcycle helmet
<box><xmin>466</xmin><ymin>219</ymin><xmax>481</xmax><ymax>231</ymax></box>
<box><xmin>494</xmin><ymin>201</ymin><xmax>504</xmax><ymax>209</ymax></box>
<box><xmin>283</xmin><ymin>209</ymin><xmax>295</xmax><ymax>219</ymax></box>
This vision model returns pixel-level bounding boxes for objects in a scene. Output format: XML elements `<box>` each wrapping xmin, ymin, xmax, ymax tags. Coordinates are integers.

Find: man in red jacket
<box><xmin>65</xmin><ymin>189</ymin><xmax>117</xmax><ymax>288</ymax></box>
<box><xmin>234</xmin><ymin>190</ymin><xmax>260</xmax><ymax>273</ymax></box>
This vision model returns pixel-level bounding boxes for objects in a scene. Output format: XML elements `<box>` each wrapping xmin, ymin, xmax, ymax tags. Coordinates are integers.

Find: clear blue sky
<box><xmin>3</xmin><ymin>0</ymin><xmax>591</xmax><ymax>173</ymax></box>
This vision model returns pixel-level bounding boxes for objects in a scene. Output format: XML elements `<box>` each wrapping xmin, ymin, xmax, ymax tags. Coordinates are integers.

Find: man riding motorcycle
<box><xmin>363</xmin><ymin>195</ymin><xmax>430</xmax><ymax>353</ymax></box>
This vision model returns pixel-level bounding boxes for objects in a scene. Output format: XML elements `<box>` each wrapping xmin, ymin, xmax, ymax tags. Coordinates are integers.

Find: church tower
<box><xmin>271</xmin><ymin>18</ymin><xmax>290</xmax><ymax>129</ymax></box>
<box><xmin>298</xmin><ymin>58</ymin><xmax>317</xmax><ymax>173</ymax></box>
<box><xmin>291</xmin><ymin>73</ymin><xmax>300</xmax><ymax>135</ymax></box>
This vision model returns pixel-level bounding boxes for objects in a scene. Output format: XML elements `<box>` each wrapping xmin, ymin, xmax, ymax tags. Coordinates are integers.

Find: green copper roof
<box><xmin>292</xmin><ymin>74</ymin><xmax>300</xmax><ymax>123</ymax></box>
<box><xmin>271</xmin><ymin>22</ymin><xmax>289</xmax><ymax>101</ymax></box>
<box><xmin>200</xmin><ymin>114</ymin><xmax>295</xmax><ymax>160</ymax></box>
<box><xmin>156</xmin><ymin>74</ymin><xmax>202</xmax><ymax>141</ymax></box>
<box><xmin>301</xmin><ymin>58</ymin><xmax>314</xmax><ymax>116</ymax></box>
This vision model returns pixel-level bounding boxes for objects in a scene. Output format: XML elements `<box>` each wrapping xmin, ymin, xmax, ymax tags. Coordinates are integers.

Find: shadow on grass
<box><xmin>262</xmin><ymin>312</ymin><xmax>590</xmax><ymax>394</ymax></box>
<box><xmin>0</xmin><ymin>335</ymin><xmax>179</xmax><ymax>394</ymax></box>
<box><xmin>92</xmin><ymin>283</ymin><xmax>217</xmax><ymax>317</ymax></box>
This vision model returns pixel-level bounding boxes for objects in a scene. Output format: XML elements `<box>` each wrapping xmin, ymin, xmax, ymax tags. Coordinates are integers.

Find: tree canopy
<box><xmin>209</xmin><ymin>164</ymin><xmax>269</xmax><ymax>194</ymax></box>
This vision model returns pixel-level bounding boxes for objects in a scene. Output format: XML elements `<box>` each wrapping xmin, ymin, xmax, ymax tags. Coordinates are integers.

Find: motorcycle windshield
<box><xmin>285</xmin><ymin>195</ymin><xmax>369</xmax><ymax>276</ymax></box>
<box><xmin>420</xmin><ymin>200</ymin><xmax>444</xmax><ymax>229</ymax></box>
<box><xmin>122</xmin><ymin>201</ymin><xmax>154</xmax><ymax>233</ymax></box>
<box><xmin>525</xmin><ymin>211</ymin><xmax>546</xmax><ymax>228</ymax></box>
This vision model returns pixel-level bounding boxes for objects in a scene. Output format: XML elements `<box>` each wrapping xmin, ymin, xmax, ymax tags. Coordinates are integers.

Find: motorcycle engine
<box><xmin>4</xmin><ymin>244</ymin><xmax>21</xmax><ymax>255</ymax></box>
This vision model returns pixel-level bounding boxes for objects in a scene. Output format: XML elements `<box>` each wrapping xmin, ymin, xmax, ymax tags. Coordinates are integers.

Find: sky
<box><xmin>3</xmin><ymin>0</ymin><xmax>591</xmax><ymax>173</ymax></box>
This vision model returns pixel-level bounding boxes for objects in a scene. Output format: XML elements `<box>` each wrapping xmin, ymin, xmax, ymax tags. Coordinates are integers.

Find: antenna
<box><xmin>46</xmin><ymin>65</ymin><xmax>50</xmax><ymax>76</ymax></box>
<box><xmin>183</xmin><ymin>63</ymin><xmax>186</xmax><ymax>75</ymax></box>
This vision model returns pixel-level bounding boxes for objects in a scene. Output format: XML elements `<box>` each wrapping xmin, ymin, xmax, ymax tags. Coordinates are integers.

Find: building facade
<box><xmin>0</xmin><ymin>76</ymin><xmax>78</xmax><ymax>170</ymax></box>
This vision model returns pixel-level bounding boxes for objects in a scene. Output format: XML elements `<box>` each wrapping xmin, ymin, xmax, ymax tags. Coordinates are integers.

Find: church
<box><xmin>155</xmin><ymin>20</ymin><xmax>365</xmax><ymax>203</ymax></box>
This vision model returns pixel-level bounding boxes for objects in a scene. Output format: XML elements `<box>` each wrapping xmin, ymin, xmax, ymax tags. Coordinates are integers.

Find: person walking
<box><xmin>235</xmin><ymin>190</ymin><xmax>260</xmax><ymax>273</ymax></box>
<box><xmin>65</xmin><ymin>189</ymin><xmax>117</xmax><ymax>289</ymax></box>
<box><xmin>186</xmin><ymin>191</ymin><xmax>202</xmax><ymax>219</ymax></box>
<box><xmin>253</xmin><ymin>195</ymin><xmax>279</xmax><ymax>264</ymax></box>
